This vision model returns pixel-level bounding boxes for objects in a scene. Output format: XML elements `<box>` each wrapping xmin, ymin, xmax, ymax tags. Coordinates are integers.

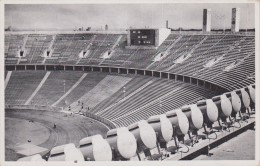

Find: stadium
<box><xmin>3</xmin><ymin>3</ymin><xmax>256</xmax><ymax>162</ymax></box>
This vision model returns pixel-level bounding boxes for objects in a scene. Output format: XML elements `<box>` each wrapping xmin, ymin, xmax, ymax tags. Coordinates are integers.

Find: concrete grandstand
<box><xmin>4</xmin><ymin>5</ymin><xmax>256</xmax><ymax>162</ymax></box>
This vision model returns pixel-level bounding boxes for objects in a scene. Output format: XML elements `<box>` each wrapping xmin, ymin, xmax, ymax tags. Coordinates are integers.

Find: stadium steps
<box><xmin>66</xmin><ymin>75</ymin><xmax>132</xmax><ymax>113</ymax></box>
<box><xmin>55</xmin><ymin>72</ymin><xmax>108</xmax><ymax>108</ymax></box>
<box><xmin>95</xmin><ymin>78</ymin><xmax>155</xmax><ymax>115</ymax></box>
<box><xmin>209</xmin><ymin>52</ymin><xmax>255</xmax><ymax>90</ymax></box>
<box><xmin>25</xmin><ymin>71</ymin><xmax>51</xmax><ymax>105</ymax></box>
<box><xmin>5</xmin><ymin>34</ymin><xmax>25</xmax><ymax>58</ymax></box>
<box><xmin>76</xmin><ymin>35</ymin><xmax>97</xmax><ymax>65</ymax></box>
<box><xmin>189</xmin><ymin>36</ymin><xmax>247</xmax><ymax>79</ymax></box>
<box><xmin>91</xmin><ymin>75</ymin><xmax>153</xmax><ymax>114</ymax></box>
<box><xmin>5</xmin><ymin>71</ymin><xmax>47</xmax><ymax>105</ymax></box>
<box><xmin>42</xmin><ymin>35</ymin><xmax>57</xmax><ymax>64</ymax></box>
<box><xmin>5</xmin><ymin>71</ymin><xmax>12</xmax><ymax>89</ymax></box>
<box><xmin>166</xmin><ymin>35</ymin><xmax>208</xmax><ymax>71</ymax></box>
<box><xmin>98</xmin><ymin>35</ymin><xmax>123</xmax><ymax>65</ymax></box>
<box><xmin>111</xmin><ymin>35</ymin><xmax>123</xmax><ymax>50</ymax></box>
<box><xmin>100</xmin><ymin>79</ymin><xmax>183</xmax><ymax>119</ymax></box>
<box><xmin>16</xmin><ymin>58</ymin><xmax>21</xmax><ymax>65</ymax></box>
<box><xmin>113</xmin><ymin>84</ymin><xmax>217</xmax><ymax>127</ymax></box>
<box><xmin>111</xmin><ymin>83</ymin><xmax>184</xmax><ymax>122</ymax></box>
<box><xmin>85</xmin><ymin>34</ymin><xmax>109</xmax><ymax>61</ymax></box>
<box><xmin>153</xmin><ymin>35</ymin><xmax>195</xmax><ymax>71</ymax></box>
<box><xmin>22</xmin><ymin>34</ymin><xmax>29</xmax><ymax>49</ymax></box>
<box><xmin>145</xmin><ymin>35</ymin><xmax>183</xmax><ymax>70</ymax></box>
<box><xmin>31</xmin><ymin>71</ymin><xmax>84</xmax><ymax>106</ymax></box>
<box><xmin>198</xmin><ymin>37</ymin><xmax>253</xmax><ymax>82</ymax></box>
<box><xmin>167</xmin><ymin>34</ymin><xmax>227</xmax><ymax>75</ymax></box>
<box><xmin>52</xmin><ymin>73</ymin><xmax>88</xmax><ymax>107</ymax></box>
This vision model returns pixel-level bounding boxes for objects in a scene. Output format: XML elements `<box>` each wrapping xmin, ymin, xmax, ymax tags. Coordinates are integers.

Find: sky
<box><xmin>4</xmin><ymin>3</ymin><xmax>255</xmax><ymax>31</ymax></box>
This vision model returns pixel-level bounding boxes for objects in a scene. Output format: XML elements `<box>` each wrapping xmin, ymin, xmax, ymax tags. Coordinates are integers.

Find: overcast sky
<box><xmin>5</xmin><ymin>3</ymin><xmax>255</xmax><ymax>30</ymax></box>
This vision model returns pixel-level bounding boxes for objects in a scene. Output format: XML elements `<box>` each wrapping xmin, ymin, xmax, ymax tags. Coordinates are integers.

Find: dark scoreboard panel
<box><xmin>130</xmin><ymin>29</ymin><xmax>156</xmax><ymax>46</ymax></box>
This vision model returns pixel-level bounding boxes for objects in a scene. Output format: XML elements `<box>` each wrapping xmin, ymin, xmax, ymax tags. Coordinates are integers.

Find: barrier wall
<box><xmin>5</xmin><ymin>64</ymin><xmax>228</xmax><ymax>94</ymax></box>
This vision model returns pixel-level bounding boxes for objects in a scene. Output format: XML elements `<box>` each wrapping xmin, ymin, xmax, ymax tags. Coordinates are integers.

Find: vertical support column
<box><xmin>197</xmin><ymin>79</ymin><xmax>199</xmax><ymax>86</ymax></box>
<box><xmin>100</xmin><ymin>67</ymin><xmax>103</xmax><ymax>73</ymax></box>
<box><xmin>160</xmin><ymin>72</ymin><xmax>162</xmax><ymax>78</ymax></box>
<box><xmin>73</xmin><ymin>66</ymin><xmax>75</xmax><ymax>71</ymax></box>
<box><xmin>91</xmin><ymin>67</ymin><xmax>93</xmax><ymax>72</ymax></box>
<box><xmin>25</xmin><ymin>65</ymin><xmax>27</xmax><ymax>70</ymax></box>
<box><xmin>109</xmin><ymin>67</ymin><xmax>111</xmax><ymax>73</ymax></box>
<box><xmin>135</xmin><ymin>69</ymin><xmax>137</xmax><ymax>75</ymax></box>
<box><xmin>127</xmin><ymin>29</ymin><xmax>131</xmax><ymax>46</ymax></box>
<box><xmin>152</xmin><ymin>71</ymin><xmax>154</xmax><ymax>77</ymax></box>
<box><xmin>231</xmin><ymin>8</ymin><xmax>240</xmax><ymax>33</ymax></box>
<box><xmin>127</xmin><ymin>69</ymin><xmax>129</xmax><ymax>75</ymax></box>
<box><xmin>144</xmin><ymin>70</ymin><xmax>146</xmax><ymax>76</ymax></box>
<box><xmin>15</xmin><ymin>65</ymin><xmax>17</xmax><ymax>71</ymax></box>
<box><xmin>168</xmin><ymin>73</ymin><xmax>170</xmax><ymax>80</ymax></box>
<box><xmin>175</xmin><ymin>74</ymin><xmax>177</xmax><ymax>81</ymax></box>
<box><xmin>117</xmin><ymin>68</ymin><xmax>119</xmax><ymax>74</ymax></box>
<box><xmin>35</xmin><ymin>65</ymin><xmax>36</xmax><ymax>71</ymax></box>
<box><xmin>203</xmin><ymin>9</ymin><xmax>211</xmax><ymax>32</ymax></box>
<box><xmin>64</xmin><ymin>65</ymin><xmax>66</xmax><ymax>71</ymax></box>
<box><xmin>190</xmin><ymin>77</ymin><xmax>192</xmax><ymax>84</ymax></box>
<box><xmin>183</xmin><ymin>76</ymin><xmax>185</xmax><ymax>82</ymax></box>
<box><xmin>44</xmin><ymin>65</ymin><xmax>46</xmax><ymax>71</ymax></box>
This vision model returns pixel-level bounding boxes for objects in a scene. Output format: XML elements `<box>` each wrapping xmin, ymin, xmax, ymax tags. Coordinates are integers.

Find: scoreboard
<box><xmin>130</xmin><ymin>29</ymin><xmax>156</xmax><ymax>46</ymax></box>
<box><xmin>127</xmin><ymin>28</ymin><xmax>171</xmax><ymax>49</ymax></box>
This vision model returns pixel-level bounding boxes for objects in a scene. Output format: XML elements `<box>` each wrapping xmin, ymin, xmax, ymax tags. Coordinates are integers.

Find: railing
<box><xmin>5</xmin><ymin>30</ymin><xmax>255</xmax><ymax>36</ymax></box>
<box><xmin>5</xmin><ymin>64</ymin><xmax>229</xmax><ymax>94</ymax></box>
<box><xmin>84</xmin><ymin>112</ymin><xmax>117</xmax><ymax>129</ymax></box>
<box><xmin>5</xmin><ymin>104</ymin><xmax>62</xmax><ymax>112</ymax></box>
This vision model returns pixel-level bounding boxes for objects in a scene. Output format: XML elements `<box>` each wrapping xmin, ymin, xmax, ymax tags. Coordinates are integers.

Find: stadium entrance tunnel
<box><xmin>119</xmin><ymin>68</ymin><xmax>127</xmax><ymax>74</ymax></box>
<box><xmin>145</xmin><ymin>70</ymin><xmax>153</xmax><ymax>77</ymax></box>
<box><xmin>153</xmin><ymin>71</ymin><xmax>160</xmax><ymax>78</ymax></box>
<box><xmin>137</xmin><ymin>70</ymin><xmax>145</xmax><ymax>76</ymax></box>
<box><xmin>102</xmin><ymin>67</ymin><xmax>110</xmax><ymax>73</ymax></box>
<box><xmin>36</xmin><ymin>65</ymin><xmax>45</xmax><ymax>70</ymax></box>
<box><xmin>56</xmin><ymin>66</ymin><xmax>65</xmax><ymax>70</ymax></box>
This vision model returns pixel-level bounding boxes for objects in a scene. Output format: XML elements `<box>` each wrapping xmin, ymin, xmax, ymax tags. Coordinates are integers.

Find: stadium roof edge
<box><xmin>4</xmin><ymin>30</ymin><xmax>128</xmax><ymax>35</ymax></box>
<box><xmin>5</xmin><ymin>30</ymin><xmax>255</xmax><ymax>36</ymax></box>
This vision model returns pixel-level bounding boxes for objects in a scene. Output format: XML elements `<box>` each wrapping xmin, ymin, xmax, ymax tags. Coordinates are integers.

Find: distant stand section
<box><xmin>126</xmin><ymin>28</ymin><xmax>171</xmax><ymax>49</ymax></box>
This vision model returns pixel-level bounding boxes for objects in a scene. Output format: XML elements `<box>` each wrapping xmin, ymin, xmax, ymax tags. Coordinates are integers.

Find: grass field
<box><xmin>5</xmin><ymin>109</ymin><xmax>109</xmax><ymax>161</ymax></box>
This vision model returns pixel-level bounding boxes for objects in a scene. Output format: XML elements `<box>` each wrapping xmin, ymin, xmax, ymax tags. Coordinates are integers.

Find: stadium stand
<box><xmin>64</xmin><ymin>74</ymin><xmax>132</xmax><ymax>113</ymax></box>
<box><xmin>19</xmin><ymin>34</ymin><xmax>53</xmax><ymax>64</ymax></box>
<box><xmin>54</xmin><ymin>72</ymin><xmax>108</xmax><ymax>108</ymax></box>
<box><xmin>5</xmin><ymin>71</ymin><xmax>47</xmax><ymax>105</ymax></box>
<box><xmin>31</xmin><ymin>71</ymin><xmax>86</xmax><ymax>106</ymax></box>
<box><xmin>4</xmin><ymin>31</ymin><xmax>255</xmax><ymax>161</ymax></box>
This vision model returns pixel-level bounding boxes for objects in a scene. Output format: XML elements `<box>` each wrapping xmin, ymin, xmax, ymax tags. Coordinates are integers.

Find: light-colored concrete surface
<box><xmin>194</xmin><ymin>129</ymin><xmax>255</xmax><ymax>160</ymax></box>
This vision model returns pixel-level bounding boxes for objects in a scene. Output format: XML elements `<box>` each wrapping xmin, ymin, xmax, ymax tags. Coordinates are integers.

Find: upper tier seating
<box><xmin>5</xmin><ymin>33</ymin><xmax>255</xmax><ymax>91</ymax></box>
